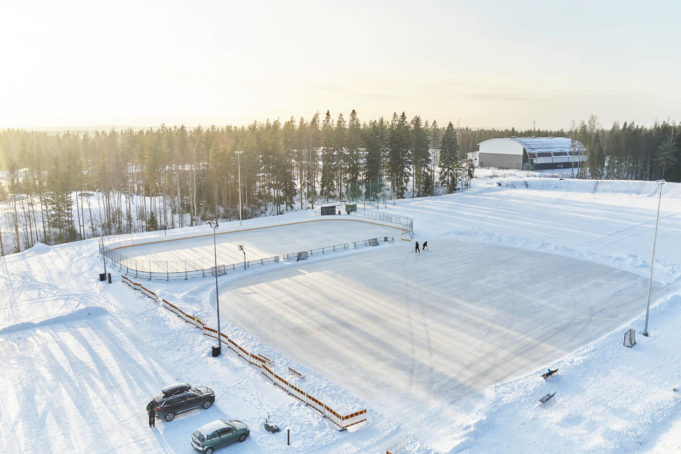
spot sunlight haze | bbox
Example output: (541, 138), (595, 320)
(2, 0), (680, 129)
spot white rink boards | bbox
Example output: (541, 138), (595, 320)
(116, 219), (402, 270)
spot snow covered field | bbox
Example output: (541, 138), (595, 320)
(2, 174), (681, 453)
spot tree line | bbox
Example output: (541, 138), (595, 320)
(0, 111), (679, 254)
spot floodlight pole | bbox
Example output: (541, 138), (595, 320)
(239, 245), (246, 270)
(235, 150), (244, 226)
(642, 180), (665, 337)
(100, 234), (107, 276)
(208, 218), (222, 355)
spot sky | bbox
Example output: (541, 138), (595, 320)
(1, 0), (680, 130)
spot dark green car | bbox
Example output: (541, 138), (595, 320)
(191, 419), (249, 453)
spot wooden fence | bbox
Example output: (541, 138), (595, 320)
(122, 275), (367, 430)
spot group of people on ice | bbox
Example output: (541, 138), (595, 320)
(414, 240), (428, 254)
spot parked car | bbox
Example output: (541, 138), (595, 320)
(191, 419), (250, 453)
(152, 385), (215, 422)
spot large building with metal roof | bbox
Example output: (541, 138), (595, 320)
(476, 137), (586, 170)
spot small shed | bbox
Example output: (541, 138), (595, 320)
(320, 205), (339, 216)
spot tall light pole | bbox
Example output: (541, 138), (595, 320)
(208, 218), (222, 356)
(100, 232), (107, 278)
(642, 180), (665, 337)
(234, 150), (244, 225)
(238, 244), (246, 270)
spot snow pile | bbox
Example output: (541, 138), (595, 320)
(27, 241), (52, 255)
(486, 177), (679, 198)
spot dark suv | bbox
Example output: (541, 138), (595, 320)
(152, 384), (215, 422)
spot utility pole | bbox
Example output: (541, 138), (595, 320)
(208, 218), (222, 355)
(642, 180), (665, 337)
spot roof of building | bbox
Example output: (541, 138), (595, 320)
(479, 137), (585, 158)
(512, 137), (575, 153)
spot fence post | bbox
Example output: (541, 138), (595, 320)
(135, 260), (138, 278)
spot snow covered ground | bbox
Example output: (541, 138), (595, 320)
(1, 173), (681, 453)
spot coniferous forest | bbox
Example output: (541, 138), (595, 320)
(0, 111), (679, 254)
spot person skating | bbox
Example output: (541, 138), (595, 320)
(146, 400), (156, 428)
(422, 241), (428, 251)
(414, 241), (420, 254)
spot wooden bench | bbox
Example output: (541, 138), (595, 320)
(539, 392), (556, 404)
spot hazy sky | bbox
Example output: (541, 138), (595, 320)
(2, 0), (680, 130)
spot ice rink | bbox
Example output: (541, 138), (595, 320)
(113, 219), (403, 272)
(220, 239), (653, 426)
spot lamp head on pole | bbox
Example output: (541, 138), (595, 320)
(207, 218), (219, 229)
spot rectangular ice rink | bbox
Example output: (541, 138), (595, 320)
(220, 239), (653, 431)
(112, 219), (404, 272)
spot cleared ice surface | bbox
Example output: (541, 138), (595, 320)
(220, 239), (658, 439)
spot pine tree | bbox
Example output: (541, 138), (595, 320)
(364, 119), (386, 199)
(295, 117), (307, 209)
(334, 113), (347, 199)
(427, 120), (441, 195)
(587, 133), (605, 179)
(279, 117), (298, 211)
(44, 153), (76, 243)
(387, 112), (411, 199)
(304, 113), (321, 207)
(146, 210), (158, 231)
(439, 122), (459, 192)
(320, 111), (336, 201)
(410, 116), (430, 197)
(653, 138), (678, 180)
(346, 110), (362, 200)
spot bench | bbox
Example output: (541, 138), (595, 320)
(539, 392), (556, 404)
(288, 367), (304, 379)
